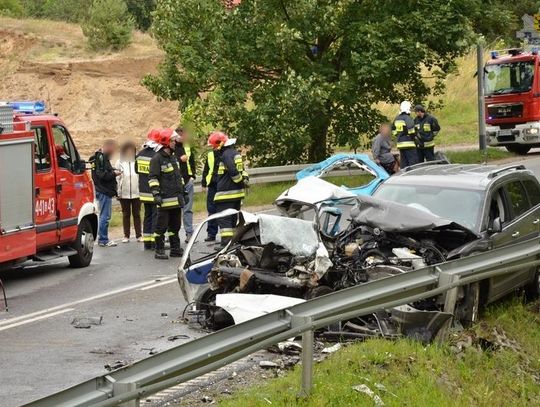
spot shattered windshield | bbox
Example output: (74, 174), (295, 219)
(373, 184), (484, 231)
(485, 60), (535, 96)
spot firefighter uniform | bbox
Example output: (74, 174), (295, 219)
(201, 150), (220, 240)
(148, 149), (184, 259)
(392, 112), (418, 168)
(136, 145), (158, 249)
(175, 142), (196, 240)
(214, 145), (248, 246)
(414, 113), (440, 162)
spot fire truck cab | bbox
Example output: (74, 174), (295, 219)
(0, 101), (97, 270)
(484, 49), (540, 155)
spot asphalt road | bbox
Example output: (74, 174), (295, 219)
(2, 152), (540, 406)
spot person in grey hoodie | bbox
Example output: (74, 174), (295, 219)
(372, 123), (399, 174)
(116, 141), (142, 243)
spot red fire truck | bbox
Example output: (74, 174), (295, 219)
(485, 49), (540, 155)
(0, 101), (97, 270)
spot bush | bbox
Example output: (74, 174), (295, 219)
(82, 0), (134, 51)
(0, 0), (23, 16)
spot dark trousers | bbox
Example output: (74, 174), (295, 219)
(143, 203), (158, 247)
(206, 185), (218, 238)
(216, 200), (241, 246)
(155, 207), (182, 253)
(399, 148), (419, 169)
(417, 147), (435, 162)
(119, 198), (142, 238)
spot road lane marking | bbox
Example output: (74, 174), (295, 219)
(0, 308), (74, 332)
(138, 278), (176, 291)
(0, 277), (175, 328)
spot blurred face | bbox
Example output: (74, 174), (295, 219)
(380, 125), (391, 137)
(103, 142), (118, 156)
(416, 110), (425, 119)
(181, 130), (190, 143)
(170, 139), (177, 150)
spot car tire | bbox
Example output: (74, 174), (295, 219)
(68, 218), (94, 268)
(196, 287), (234, 330)
(455, 282), (481, 328)
(505, 145), (531, 155)
(525, 270), (540, 301)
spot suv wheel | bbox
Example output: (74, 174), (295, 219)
(525, 270), (540, 300)
(505, 145), (531, 155)
(455, 282), (481, 328)
(68, 219), (94, 268)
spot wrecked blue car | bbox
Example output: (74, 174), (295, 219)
(296, 153), (389, 196)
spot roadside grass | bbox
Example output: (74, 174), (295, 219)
(218, 299), (540, 407)
(445, 148), (515, 164)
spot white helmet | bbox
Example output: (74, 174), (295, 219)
(400, 101), (412, 114)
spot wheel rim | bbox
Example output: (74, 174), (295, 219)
(81, 231), (94, 257)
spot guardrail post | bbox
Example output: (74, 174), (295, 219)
(113, 381), (139, 407)
(300, 327), (314, 397)
(438, 271), (461, 340)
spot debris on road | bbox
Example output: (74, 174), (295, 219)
(89, 348), (115, 355)
(167, 334), (190, 342)
(201, 395), (214, 403)
(141, 347), (158, 355)
(352, 384), (385, 406)
(161, 312), (168, 317)
(104, 360), (128, 371)
(277, 341), (302, 355)
(322, 343), (342, 354)
(259, 361), (280, 369)
(71, 316), (103, 329)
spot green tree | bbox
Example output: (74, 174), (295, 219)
(144, 1), (481, 165)
(41, 0), (93, 22)
(0, 0), (23, 16)
(125, 0), (155, 31)
(82, 0), (134, 51)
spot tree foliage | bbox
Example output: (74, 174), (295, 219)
(82, 0), (134, 51)
(125, 0), (155, 31)
(0, 0), (23, 16)
(145, 0), (483, 165)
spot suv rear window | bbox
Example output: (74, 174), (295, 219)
(505, 181), (530, 218)
(523, 179), (540, 206)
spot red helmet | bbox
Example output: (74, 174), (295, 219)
(207, 131), (228, 149)
(147, 129), (161, 142)
(158, 128), (175, 147)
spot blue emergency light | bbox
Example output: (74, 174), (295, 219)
(7, 100), (46, 114)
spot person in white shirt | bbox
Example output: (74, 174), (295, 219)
(116, 141), (142, 243)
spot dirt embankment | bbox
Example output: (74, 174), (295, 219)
(0, 23), (178, 158)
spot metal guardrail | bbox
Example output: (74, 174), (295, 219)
(28, 237), (540, 406)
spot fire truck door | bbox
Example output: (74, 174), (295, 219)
(32, 126), (59, 248)
(51, 124), (83, 243)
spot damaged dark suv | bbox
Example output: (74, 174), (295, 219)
(178, 165), (540, 337)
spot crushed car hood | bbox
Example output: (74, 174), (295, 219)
(350, 195), (478, 237)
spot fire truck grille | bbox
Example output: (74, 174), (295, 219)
(488, 103), (523, 119)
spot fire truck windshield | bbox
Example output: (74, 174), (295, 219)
(485, 60), (535, 96)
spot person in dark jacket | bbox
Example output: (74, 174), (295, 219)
(174, 128), (197, 243)
(207, 131), (248, 247)
(392, 101), (418, 169)
(136, 129), (161, 250)
(371, 123), (399, 174)
(149, 129), (185, 260)
(414, 104), (441, 162)
(90, 139), (119, 247)
(201, 147), (220, 242)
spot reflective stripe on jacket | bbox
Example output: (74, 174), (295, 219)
(414, 113), (440, 149)
(135, 147), (156, 203)
(214, 146), (247, 202)
(392, 113), (417, 150)
(148, 149), (184, 209)
(202, 150), (218, 188)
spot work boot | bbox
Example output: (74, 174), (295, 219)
(184, 234), (193, 244)
(154, 249), (169, 260)
(169, 234), (182, 257)
(204, 236), (216, 242)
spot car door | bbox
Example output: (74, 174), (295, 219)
(50, 123), (84, 243)
(488, 179), (538, 301)
(32, 124), (60, 248)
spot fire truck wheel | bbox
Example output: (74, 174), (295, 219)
(505, 145), (531, 155)
(69, 218), (94, 268)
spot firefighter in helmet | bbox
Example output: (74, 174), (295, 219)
(392, 101), (419, 168)
(208, 131), (248, 247)
(148, 129), (186, 260)
(135, 129), (161, 250)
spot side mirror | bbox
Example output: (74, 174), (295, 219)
(490, 217), (502, 234)
(74, 159), (86, 174)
